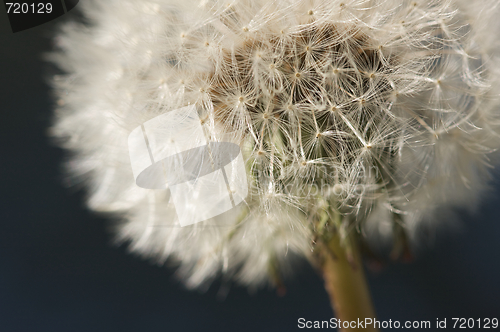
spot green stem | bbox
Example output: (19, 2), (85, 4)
(315, 231), (379, 332)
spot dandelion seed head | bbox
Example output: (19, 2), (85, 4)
(51, 0), (500, 288)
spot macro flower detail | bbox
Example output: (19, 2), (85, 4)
(51, 0), (500, 316)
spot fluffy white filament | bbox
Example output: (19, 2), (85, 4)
(51, 0), (500, 288)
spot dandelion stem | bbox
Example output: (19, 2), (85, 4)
(316, 230), (378, 332)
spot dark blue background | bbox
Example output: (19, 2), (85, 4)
(1, 9), (499, 332)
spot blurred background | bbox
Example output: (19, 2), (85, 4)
(1, 6), (499, 332)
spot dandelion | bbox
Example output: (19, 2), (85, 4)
(51, 0), (500, 327)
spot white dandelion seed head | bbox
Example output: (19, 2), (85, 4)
(51, 0), (500, 288)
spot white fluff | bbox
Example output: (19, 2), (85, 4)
(51, 0), (500, 288)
